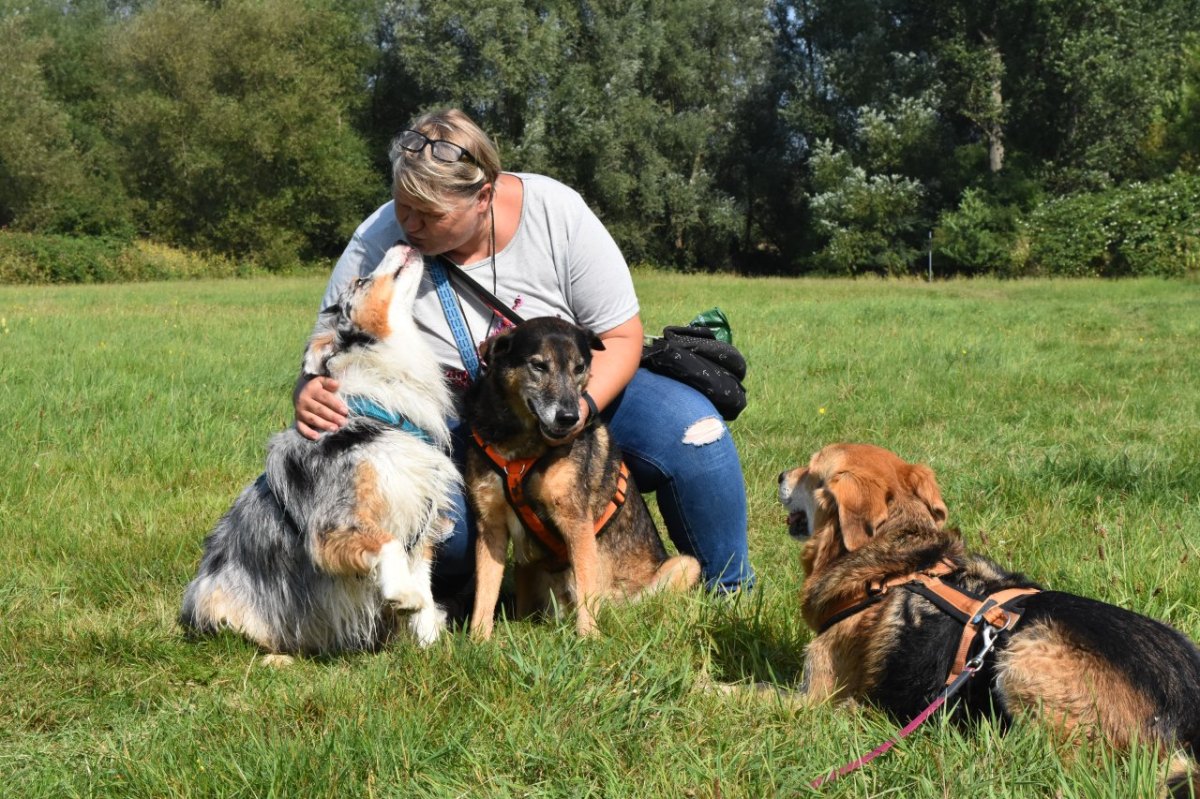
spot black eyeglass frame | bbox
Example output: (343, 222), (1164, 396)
(394, 129), (481, 167)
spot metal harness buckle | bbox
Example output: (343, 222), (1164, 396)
(965, 623), (999, 672)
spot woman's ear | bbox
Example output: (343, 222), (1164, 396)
(477, 182), (495, 210)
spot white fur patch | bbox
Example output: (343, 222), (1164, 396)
(408, 603), (446, 647)
(376, 540), (423, 609)
(367, 431), (460, 548)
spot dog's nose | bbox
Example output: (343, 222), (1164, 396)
(555, 407), (580, 428)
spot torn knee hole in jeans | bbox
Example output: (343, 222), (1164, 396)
(682, 416), (726, 446)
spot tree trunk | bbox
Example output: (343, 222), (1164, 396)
(985, 39), (1005, 173)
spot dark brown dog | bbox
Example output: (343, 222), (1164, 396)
(465, 317), (699, 639)
(779, 443), (1200, 796)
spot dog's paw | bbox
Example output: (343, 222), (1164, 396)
(376, 541), (426, 609)
(260, 653), (295, 668)
(694, 670), (809, 706)
(408, 604), (446, 647)
(382, 586), (427, 611)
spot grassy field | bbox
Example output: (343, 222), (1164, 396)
(1, 272), (1198, 798)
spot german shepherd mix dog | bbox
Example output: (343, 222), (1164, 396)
(180, 245), (459, 655)
(464, 317), (700, 639)
(779, 443), (1200, 796)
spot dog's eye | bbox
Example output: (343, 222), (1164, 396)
(573, 361), (586, 376)
(528, 360), (548, 374)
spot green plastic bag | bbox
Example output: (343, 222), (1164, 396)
(688, 306), (733, 344)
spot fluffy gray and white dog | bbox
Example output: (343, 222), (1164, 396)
(180, 244), (459, 654)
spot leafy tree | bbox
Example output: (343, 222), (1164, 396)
(538, 0), (768, 267)
(0, 15), (79, 229)
(1158, 38), (1200, 172)
(808, 138), (925, 274)
(369, 0), (770, 268)
(1010, 0), (1196, 189)
(6, 0), (1200, 278)
(0, 9), (131, 236)
(716, 0), (833, 273)
(363, 0), (569, 162)
(886, 0), (1197, 189)
(103, 0), (380, 264)
(933, 187), (1021, 274)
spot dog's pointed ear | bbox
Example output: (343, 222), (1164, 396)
(478, 328), (514, 372)
(587, 328), (605, 351)
(301, 308), (340, 376)
(827, 472), (888, 552)
(907, 463), (947, 528)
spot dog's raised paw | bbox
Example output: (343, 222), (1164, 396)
(408, 605), (446, 647)
(382, 587), (427, 610)
(376, 541), (426, 609)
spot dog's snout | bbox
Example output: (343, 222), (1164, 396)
(554, 406), (580, 428)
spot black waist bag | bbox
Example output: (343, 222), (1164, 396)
(641, 325), (748, 421)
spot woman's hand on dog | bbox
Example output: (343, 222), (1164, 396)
(294, 375), (347, 440)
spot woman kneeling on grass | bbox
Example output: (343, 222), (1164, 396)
(294, 108), (754, 604)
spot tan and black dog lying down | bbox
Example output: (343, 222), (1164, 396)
(464, 317), (700, 639)
(779, 443), (1200, 797)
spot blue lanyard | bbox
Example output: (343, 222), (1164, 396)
(427, 258), (481, 380)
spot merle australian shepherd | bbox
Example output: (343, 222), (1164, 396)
(180, 244), (459, 656)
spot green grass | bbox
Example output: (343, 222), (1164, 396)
(2, 273), (1198, 798)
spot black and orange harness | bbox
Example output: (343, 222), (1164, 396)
(809, 560), (1041, 788)
(815, 558), (1040, 686)
(470, 429), (630, 568)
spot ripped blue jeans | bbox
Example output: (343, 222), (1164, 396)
(433, 368), (755, 596)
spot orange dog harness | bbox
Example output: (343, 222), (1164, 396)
(816, 559), (1040, 685)
(470, 429), (630, 566)
(903, 576), (1039, 685)
(809, 562), (1041, 788)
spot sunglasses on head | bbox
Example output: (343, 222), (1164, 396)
(395, 129), (480, 167)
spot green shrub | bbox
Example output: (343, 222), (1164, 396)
(0, 233), (250, 284)
(808, 140), (925, 275)
(1020, 172), (1200, 276)
(0, 233), (122, 283)
(933, 188), (1023, 275)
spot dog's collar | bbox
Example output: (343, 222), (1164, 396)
(344, 395), (434, 445)
(815, 558), (959, 634)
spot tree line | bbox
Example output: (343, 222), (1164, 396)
(2, 0), (1199, 276)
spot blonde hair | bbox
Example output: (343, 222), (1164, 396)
(389, 109), (502, 212)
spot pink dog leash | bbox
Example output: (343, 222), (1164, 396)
(809, 625), (997, 789)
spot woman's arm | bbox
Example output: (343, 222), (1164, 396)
(583, 314), (644, 419)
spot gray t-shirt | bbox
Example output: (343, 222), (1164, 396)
(320, 172), (639, 379)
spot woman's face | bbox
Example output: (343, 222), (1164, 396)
(394, 187), (490, 257)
